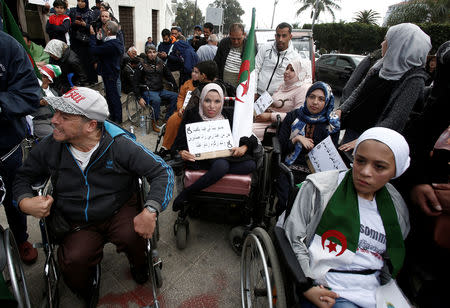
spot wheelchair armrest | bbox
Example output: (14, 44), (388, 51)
(279, 162), (295, 189)
(31, 179), (49, 192)
(166, 154), (184, 173)
(273, 226), (313, 293)
(272, 136), (281, 155)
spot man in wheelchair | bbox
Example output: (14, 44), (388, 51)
(13, 87), (174, 303)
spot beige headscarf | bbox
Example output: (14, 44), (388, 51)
(44, 39), (68, 59)
(198, 83), (225, 121)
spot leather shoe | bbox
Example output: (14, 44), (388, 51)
(18, 241), (38, 264)
(130, 263), (149, 284)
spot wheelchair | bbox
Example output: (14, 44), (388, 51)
(0, 226), (31, 308)
(31, 175), (163, 308)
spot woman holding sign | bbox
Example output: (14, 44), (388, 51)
(276, 82), (340, 216)
(253, 59), (311, 141)
(172, 83), (258, 210)
(281, 127), (410, 308)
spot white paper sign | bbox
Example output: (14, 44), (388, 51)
(182, 91), (192, 108)
(254, 91), (273, 115)
(376, 280), (411, 308)
(29, 0), (54, 6)
(186, 120), (234, 155)
(307, 136), (348, 172)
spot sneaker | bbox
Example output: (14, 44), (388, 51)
(18, 241), (38, 264)
(130, 264), (149, 284)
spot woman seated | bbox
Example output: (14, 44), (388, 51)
(253, 59), (311, 141)
(172, 83), (258, 210)
(282, 127), (411, 308)
(276, 82), (340, 216)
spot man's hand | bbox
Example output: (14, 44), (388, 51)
(138, 98), (146, 108)
(133, 209), (157, 239)
(411, 184), (443, 216)
(90, 25), (95, 35)
(178, 108), (184, 117)
(231, 145), (248, 157)
(158, 51), (167, 59)
(255, 112), (272, 122)
(339, 139), (357, 152)
(180, 150), (195, 162)
(40, 99), (48, 106)
(19, 195), (54, 218)
(433, 183), (450, 214)
(303, 286), (339, 308)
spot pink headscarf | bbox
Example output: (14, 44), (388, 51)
(277, 59), (306, 92)
(198, 83), (225, 121)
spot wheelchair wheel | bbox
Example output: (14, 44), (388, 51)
(241, 227), (286, 308)
(125, 93), (141, 125)
(174, 222), (188, 250)
(3, 228), (32, 308)
(154, 265), (163, 289)
(40, 250), (60, 308)
(229, 226), (246, 256)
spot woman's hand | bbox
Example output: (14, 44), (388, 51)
(178, 108), (185, 117)
(254, 112), (272, 122)
(90, 25), (95, 35)
(293, 135), (314, 150)
(303, 286), (339, 308)
(339, 139), (357, 152)
(231, 145), (248, 157)
(180, 150), (195, 162)
(138, 98), (146, 108)
(335, 109), (342, 119)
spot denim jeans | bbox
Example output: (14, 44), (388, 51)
(142, 89), (178, 121)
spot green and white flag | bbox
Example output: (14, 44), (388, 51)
(232, 8), (256, 146)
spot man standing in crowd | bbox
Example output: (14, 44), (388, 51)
(196, 34), (218, 62)
(89, 21), (123, 123)
(145, 36), (155, 49)
(13, 87), (174, 306)
(214, 23), (252, 88)
(189, 24), (203, 51)
(255, 22), (301, 96)
(171, 26), (184, 41)
(157, 28), (183, 85)
(22, 31), (50, 68)
(0, 31), (40, 264)
(135, 45), (178, 132)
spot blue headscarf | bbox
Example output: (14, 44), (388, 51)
(285, 81), (340, 165)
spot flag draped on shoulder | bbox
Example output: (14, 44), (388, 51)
(232, 8), (256, 146)
(0, 0), (41, 78)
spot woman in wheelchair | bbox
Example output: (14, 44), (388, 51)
(276, 82), (340, 216)
(281, 127), (410, 308)
(172, 83), (258, 210)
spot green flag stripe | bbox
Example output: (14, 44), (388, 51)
(238, 8), (256, 84)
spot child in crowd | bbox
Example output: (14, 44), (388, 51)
(276, 81), (340, 215)
(46, 0), (71, 45)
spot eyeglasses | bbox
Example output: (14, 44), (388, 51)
(307, 94), (326, 103)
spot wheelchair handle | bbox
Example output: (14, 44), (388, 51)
(279, 162), (295, 189)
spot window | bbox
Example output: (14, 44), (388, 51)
(119, 6), (134, 50)
(336, 57), (352, 68)
(321, 56), (336, 66)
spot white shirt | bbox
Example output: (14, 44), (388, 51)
(69, 142), (100, 172)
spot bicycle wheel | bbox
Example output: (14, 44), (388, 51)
(240, 228), (286, 308)
(4, 229), (32, 308)
(125, 93), (141, 125)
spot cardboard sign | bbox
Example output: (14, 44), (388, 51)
(182, 91), (192, 109)
(307, 136), (348, 173)
(186, 120), (234, 160)
(254, 91), (273, 115)
(29, 0), (54, 6)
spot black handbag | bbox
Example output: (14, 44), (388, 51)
(74, 30), (90, 43)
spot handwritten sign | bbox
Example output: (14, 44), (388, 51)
(307, 136), (348, 173)
(29, 0), (54, 6)
(186, 120), (234, 160)
(254, 91), (273, 115)
(182, 91), (192, 109)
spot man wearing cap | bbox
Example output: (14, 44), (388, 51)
(13, 87), (174, 302)
(1, 30), (41, 265)
(189, 25), (204, 51)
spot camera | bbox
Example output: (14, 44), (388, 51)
(195, 36), (200, 39)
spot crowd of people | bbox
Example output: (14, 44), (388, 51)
(1, 0), (449, 305)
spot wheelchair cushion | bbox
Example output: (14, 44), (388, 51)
(184, 170), (252, 196)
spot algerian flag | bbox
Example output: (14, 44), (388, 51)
(308, 172), (405, 282)
(0, 0), (41, 78)
(232, 8), (256, 146)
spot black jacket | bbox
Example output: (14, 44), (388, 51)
(214, 37), (255, 79)
(0, 31), (40, 154)
(89, 35), (123, 76)
(134, 57), (178, 97)
(46, 18), (71, 44)
(172, 106), (258, 162)
(13, 122), (174, 222)
(50, 48), (88, 94)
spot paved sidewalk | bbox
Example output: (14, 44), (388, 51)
(1, 126), (242, 308)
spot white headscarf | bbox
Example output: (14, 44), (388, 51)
(198, 83), (225, 121)
(378, 23), (431, 81)
(44, 39), (68, 59)
(353, 127), (410, 179)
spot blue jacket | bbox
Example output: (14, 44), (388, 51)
(14, 122), (174, 222)
(89, 35), (123, 76)
(0, 31), (40, 154)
